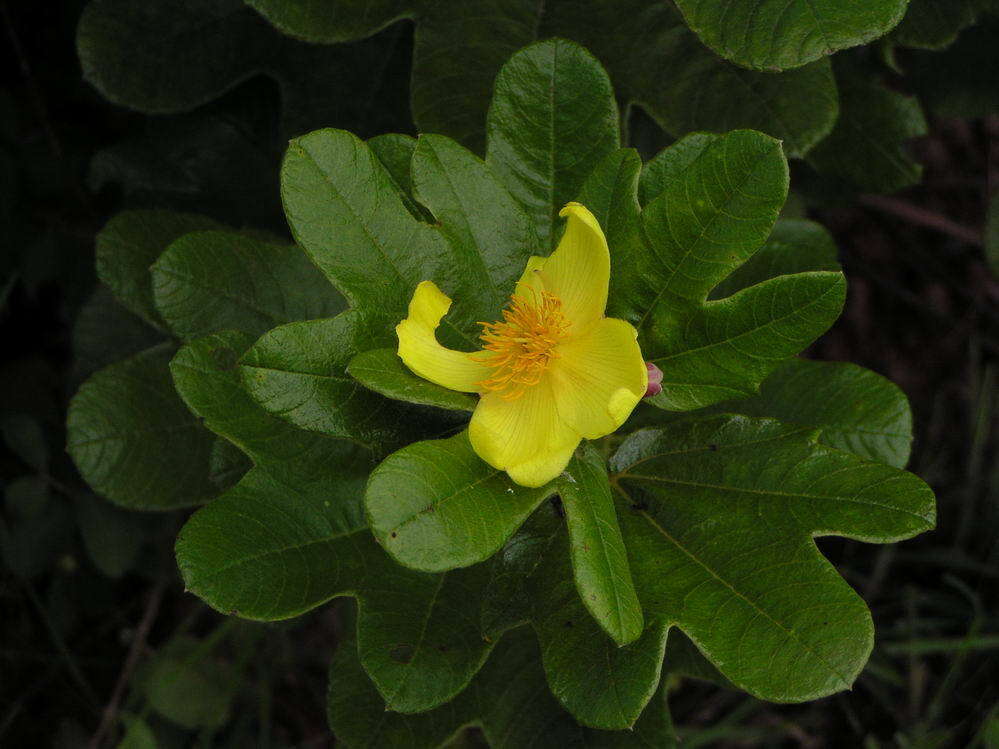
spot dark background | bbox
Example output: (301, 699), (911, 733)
(1, 1), (996, 746)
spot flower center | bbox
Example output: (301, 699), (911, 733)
(476, 291), (570, 400)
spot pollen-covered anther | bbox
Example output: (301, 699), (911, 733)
(475, 291), (570, 400)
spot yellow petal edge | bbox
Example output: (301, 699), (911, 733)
(395, 203), (647, 487)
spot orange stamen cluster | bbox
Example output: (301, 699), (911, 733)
(476, 290), (570, 400)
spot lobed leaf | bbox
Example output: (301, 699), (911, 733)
(645, 271), (846, 410)
(478, 411), (934, 727)
(99, 1), (846, 160)
(244, 0), (412, 43)
(593, 130), (844, 411)
(412, 133), (541, 318)
(713, 358), (914, 468)
(808, 64), (927, 194)
(95, 210), (223, 329)
(151, 230), (344, 342)
(365, 432), (554, 573)
(557, 447), (644, 647)
(482, 506), (669, 730)
(545, 1), (839, 158)
(636, 130), (789, 312)
(78, 0), (413, 137)
(672, 0), (908, 71)
(348, 348), (477, 413)
(891, 0), (980, 50)
(327, 626), (676, 748)
(67, 344), (218, 510)
(281, 129), (482, 342)
(174, 332), (494, 712)
(240, 314), (462, 451)
(486, 39), (620, 249)
(611, 415), (935, 702)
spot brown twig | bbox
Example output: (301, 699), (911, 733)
(88, 579), (167, 749)
(859, 194), (983, 247)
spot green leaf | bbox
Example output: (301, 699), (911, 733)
(645, 271), (846, 411)
(673, 0), (908, 70)
(75, 494), (147, 578)
(390, 2), (840, 157)
(175, 333), (495, 712)
(365, 432), (554, 573)
(78, 0), (272, 114)
(808, 65), (927, 194)
(558, 446), (643, 647)
(906, 18), (999, 119)
(348, 348), (477, 412)
(411, 1), (540, 154)
(281, 129), (472, 336)
(486, 39), (619, 249)
(117, 714), (156, 749)
(67, 344), (218, 510)
(88, 1), (842, 161)
(72, 286), (164, 386)
(611, 414), (935, 702)
(88, 102), (286, 230)
(368, 133), (434, 222)
(245, 0), (412, 43)
(713, 358), (914, 468)
(645, 55), (837, 160)
(636, 130), (789, 310)
(150, 230), (344, 341)
(607, 131), (844, 411)
(708, 218), (841, 299)
(891, 0), (980, 49)
(328, 626), (676, 748)
(484, 506), (670, 729)
(95, 210), (222, 329)
(171, 329), (372, 463)
(546, 2), (839, 158)
(412, 133), (541, 316)
(239, 315), (458, 450)
(140, 636), (234, 729)
(178, 470), (494, 711)
(175, 436), (369, 620)
(77, 0), (413, 137)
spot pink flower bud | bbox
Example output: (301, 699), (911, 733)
(644, 361), (663, 398)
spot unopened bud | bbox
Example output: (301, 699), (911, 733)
(644, 361), (663, 398)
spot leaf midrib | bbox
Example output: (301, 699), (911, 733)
(635, 138), (782, 336)
(619, 474), (933, 524)
(632, 498), (856, 690)
(649, 273), (842, 365)
(189, 527), (366, 580)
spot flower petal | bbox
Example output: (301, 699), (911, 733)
(396, 280), (486, 393)
(468, 376), (580, 487)
(550, 317), (647, 439)
(513, 255), (546, 299)
(537, 202), (610, 333)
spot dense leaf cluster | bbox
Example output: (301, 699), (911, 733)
(64, 27), (940, 744)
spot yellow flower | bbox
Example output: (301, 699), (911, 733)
(396, 202), (647, 487)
